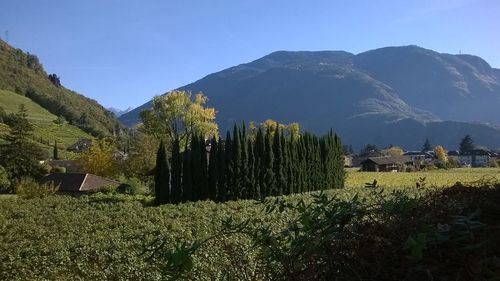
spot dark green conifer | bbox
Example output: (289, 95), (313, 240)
(231, 125), (242, 199)
(199, 135), (209, 200)
(182, 149), (193, 202)
(170, 138), (182, 203)
(190, 135), (202, 201)
(247, 138), (257, 198)
(264, 128), (275, 196)
(224, 131), (233, 200)
(154, 140), (170, 205)
(273, 126), (285, 196)
(255, 128), (266, 198)
(53, 140), (59, 160)
(217, 137), (227, 201)
(208, 136), (218, 201)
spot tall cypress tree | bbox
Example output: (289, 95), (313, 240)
(247, 138), (257, 199)
(182, 149), (193, 202)
(199, 135), (209, 200)
(217, 137), (227, 202)
(224, 131), (233, 200)
(208, 136), (218, 201)
(154, 140), (170, 205)
(273, 126), (285, 196)
(255, 128), (266, 198)
(190, 135), (202, 201)
(170, 138), (182, 204)
(264, 128), (275, 197)
(231, 125), (242, 199)
(240, 125), (249, 198)
(53, 140), (59, 160)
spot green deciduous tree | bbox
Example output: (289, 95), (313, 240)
(77, 139), (118, 178)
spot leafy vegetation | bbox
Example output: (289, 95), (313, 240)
(14, 177), (58, 199)
(0, 40), (121, 137)
(0, 104), (47, 184)
(1, 178), (499, 280)
(154, 124), (345, 204)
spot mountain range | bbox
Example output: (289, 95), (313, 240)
(120, 45), (500, 150)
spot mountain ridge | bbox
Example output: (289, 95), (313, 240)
(119, 45), (500, 150)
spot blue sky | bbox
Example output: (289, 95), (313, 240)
(1, 0), (499, 109)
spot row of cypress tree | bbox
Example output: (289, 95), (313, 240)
(155, 124), (345, 205)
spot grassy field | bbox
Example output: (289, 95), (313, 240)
(0, 90), (93, 157)
(0, 168), (499, 280)
(345, 167), (500, 188)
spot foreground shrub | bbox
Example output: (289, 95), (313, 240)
(118, 175), (150, 195)
(15, 177), (58, 199)
(0, 165), (10, 191)
(158, 183), (500, 280)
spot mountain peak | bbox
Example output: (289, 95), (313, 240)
(120, 45), (500, 149)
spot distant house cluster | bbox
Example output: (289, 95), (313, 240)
(346, 148), (499, 172)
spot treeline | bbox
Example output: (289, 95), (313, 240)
(155, 124), (345, 204)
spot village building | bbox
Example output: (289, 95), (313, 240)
(40, 173), (126, 196)
(458, 149), (495, 167)
(360, 156), (416, 172)
(403, 151), (434, 163)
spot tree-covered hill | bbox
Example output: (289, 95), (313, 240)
(0, 40), (122, 137)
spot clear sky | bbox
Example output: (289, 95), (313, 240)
(1, 0), (499, 109)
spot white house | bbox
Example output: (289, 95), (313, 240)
(458, 149), (493, 167)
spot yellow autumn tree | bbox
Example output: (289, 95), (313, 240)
(78, 139), (119, 178)
(140, 90), (218, 149)
(260, 119), (300, 139)
(384, 146), (404, 157)
(434, 145), (448, 163)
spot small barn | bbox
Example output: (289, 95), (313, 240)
(360, 156), (415, 172)
(40, 173), (125, 196)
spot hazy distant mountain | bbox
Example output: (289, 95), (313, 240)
(120, 46), (500, 150)
(107, 107), (132, 117)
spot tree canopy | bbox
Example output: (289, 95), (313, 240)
(140, 90), (218, 149)
(459, 135), (474, 152)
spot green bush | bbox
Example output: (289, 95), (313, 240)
(0, 165), (10, 191)
(97, 184), (117, 194)
(489, 159), (499, 168)
(15, 177), (58, 199)
(118, 176), (150, 195)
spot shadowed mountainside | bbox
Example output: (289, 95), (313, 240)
(121, 46), (500, 150)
